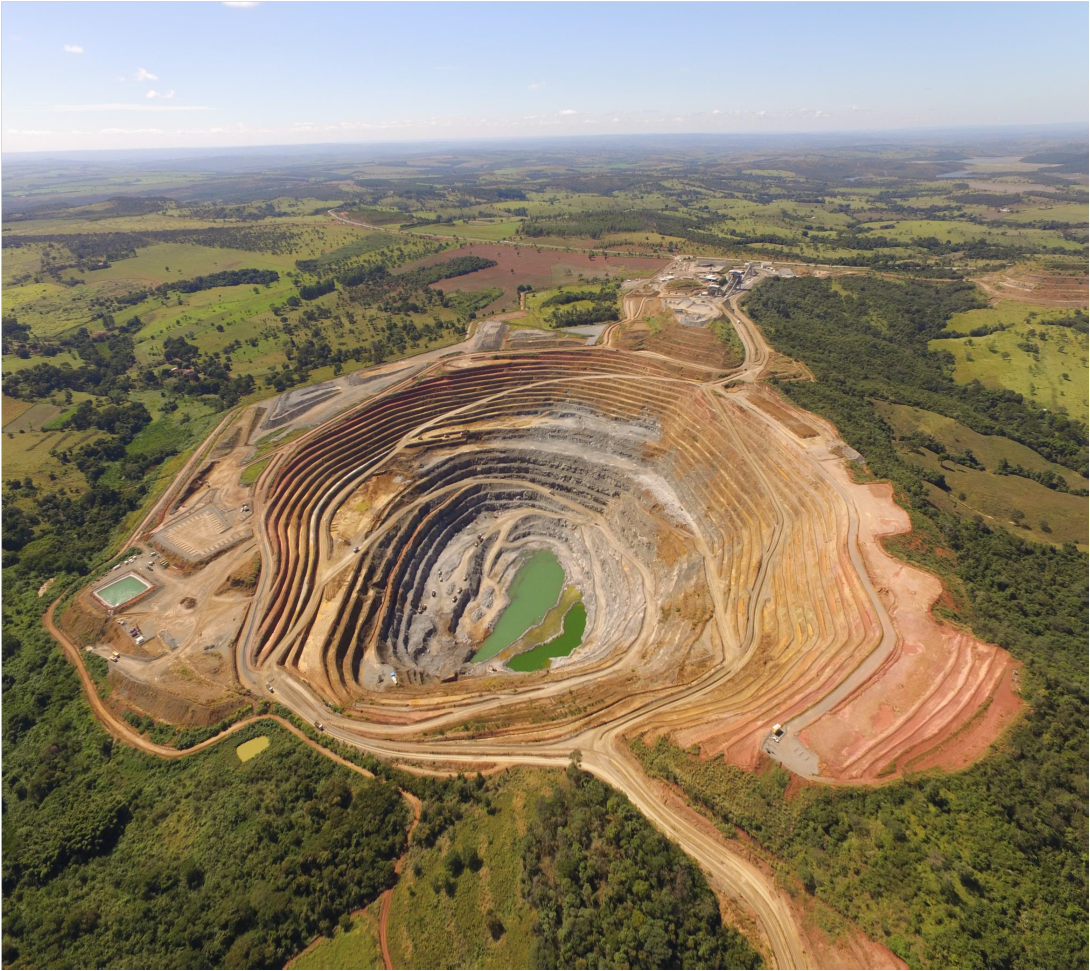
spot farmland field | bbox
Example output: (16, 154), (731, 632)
(932, 321), (1089, 423)
(401, 244), (666, 313)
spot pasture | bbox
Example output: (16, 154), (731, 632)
(932, 324), (1089, 424)
(876, 402), (1088, 546)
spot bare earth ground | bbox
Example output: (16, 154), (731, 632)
(973, 264), (1089, 307)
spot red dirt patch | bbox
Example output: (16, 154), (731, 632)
(796, 906), (909, 971)
(974, 265), (1089, 308)
(798, 476), (1023, 783)
(401, 244), (667, 312)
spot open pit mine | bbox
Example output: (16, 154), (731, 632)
(56, 263), (1021, 966)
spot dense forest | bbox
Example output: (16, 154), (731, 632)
(747, 277), (1087, 474)
(166, 269), (280, 294)
(523, 763), (760, 969)
(630, 276), (1090, 968)
(1, 571), (411, 968)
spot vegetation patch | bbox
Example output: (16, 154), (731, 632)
(523, 763), (761, 969)
(288, 905), (384, 970)
(239, 456), (270, 486)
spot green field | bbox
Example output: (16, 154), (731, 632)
(876, 402), (1088, 545)
(932, 324), (1089, 424)
(939, 300), (1082, 335)
(384, 768), (547, 969)
(289, 907), (384, 970)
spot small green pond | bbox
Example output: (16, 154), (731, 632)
(508, 602), (587, 672)
(472, 549), (565, 663)
(95, 573), (152, 607)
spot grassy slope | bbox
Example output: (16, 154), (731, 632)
(932, 326), (1089, 425)
(875, 401), (1089, 545)
(385, 767), (545, 969)
(289, 905), (384, 970)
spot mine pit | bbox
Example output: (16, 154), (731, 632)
(66, 262), (1022, 784)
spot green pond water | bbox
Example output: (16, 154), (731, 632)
(508, 602), (587, 672)
(472, 549), (565, 663)
(96, 574), (151, 607)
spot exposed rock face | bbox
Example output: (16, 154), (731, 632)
(247, 345), (1019, 783)
(255, 351), (737, 702)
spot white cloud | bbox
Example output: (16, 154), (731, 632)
(711, 108), (722, 115)
(145, 90), (176, 100)
(528, 81), (544, 90)
(559, 108), (577, 116)
(63, 44), (84, 54)
(134, 67), (158, 82)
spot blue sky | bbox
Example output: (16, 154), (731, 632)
(3, 1), (1087, 152)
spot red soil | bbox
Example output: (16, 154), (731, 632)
(798, 475), (1023, 783)
(402, 244), (667, 312)
(798, 912), (909, 971)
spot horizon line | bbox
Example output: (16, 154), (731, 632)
(3, 120), (1087, 160)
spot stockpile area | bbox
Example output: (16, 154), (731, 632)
(616, 319), (741, 372)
